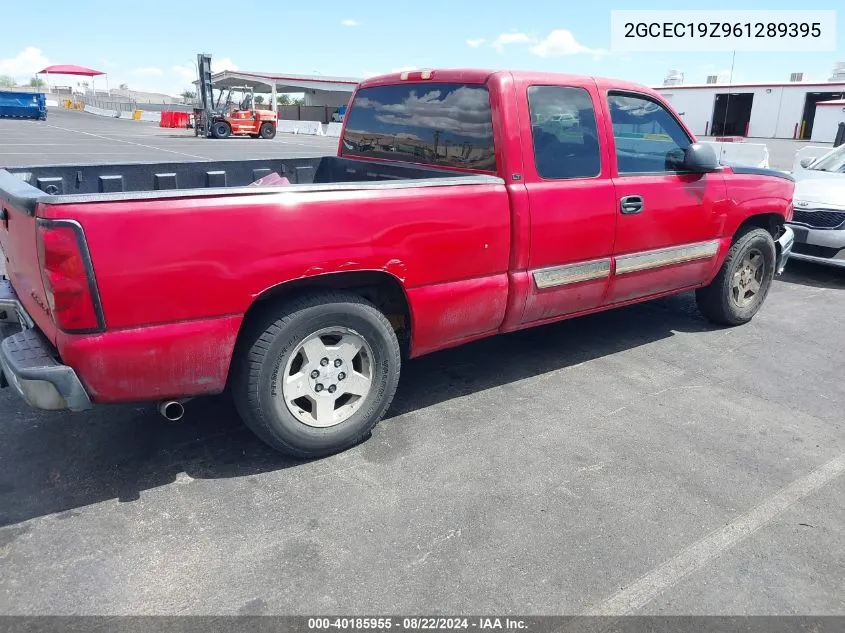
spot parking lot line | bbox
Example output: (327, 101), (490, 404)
(40, 122), (211, 160)
(581, 452), (845, 617)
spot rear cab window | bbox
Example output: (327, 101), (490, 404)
(528, 86), (601, 179)
(340, 82), (497, 172)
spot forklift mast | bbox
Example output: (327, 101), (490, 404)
(197, 53), (214, 114)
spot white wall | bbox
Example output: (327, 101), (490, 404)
(748, 88), (785, 138)
(773, 88), (808, 138)
(303, 89), (353, 107)
(811, 105), (845, 142)
(655, 83), (845, 139)
(659, 89), (714, 136)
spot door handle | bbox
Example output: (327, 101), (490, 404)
(620, 195), (644, 215)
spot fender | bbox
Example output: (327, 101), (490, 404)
(725, 197), (791, 237)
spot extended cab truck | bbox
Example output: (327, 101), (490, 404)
(0, 69), (795, 457)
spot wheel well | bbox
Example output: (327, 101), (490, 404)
(735, 213), (784, 241)
(239, 271), (413, 356)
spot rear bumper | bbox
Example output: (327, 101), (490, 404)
(0, 280), (92, 411)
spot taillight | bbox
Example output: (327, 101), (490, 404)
(36, 223), (102, 332)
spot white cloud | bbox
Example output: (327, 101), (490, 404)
(0, 46), (50, 79)
(341, 19), (360, 27)
(529, 30), (606, 58)
(211, 57), (238, 73)
(491, 32), (535, 53)
(466, 38), (486, 48)
(172, 64), (196, 81)
(621, 55), (633, 62)
(132, 67), (164, 77)
(100, 58), (118, 69)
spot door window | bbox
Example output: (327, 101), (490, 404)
(607, 92), (691, 174)
(528, 86), (601, 179)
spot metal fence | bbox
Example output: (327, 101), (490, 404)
(81, 96), (192, 113)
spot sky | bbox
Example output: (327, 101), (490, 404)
(0, 0), (842, 96)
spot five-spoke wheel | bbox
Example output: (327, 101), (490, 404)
(730, 248), (765, 309)
(232, 291), (401, 457)
(696, 227), (776, 326)
(282, 328), (374, 428)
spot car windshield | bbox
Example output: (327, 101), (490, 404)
(809, 144), (845, 173)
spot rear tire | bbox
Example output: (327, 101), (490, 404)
(232, 291), (401, 458)
(696, 227), (776, 326)
(211, 121), (231, 139)
(259, 122), (276, 139)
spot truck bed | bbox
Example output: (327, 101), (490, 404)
(1, 156), (491, 213)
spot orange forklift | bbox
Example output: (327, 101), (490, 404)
(193, 53), (277, 139)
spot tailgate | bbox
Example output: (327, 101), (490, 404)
(0, 172), (57, 343)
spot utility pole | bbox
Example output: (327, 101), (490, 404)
(720, 50), (736, 136)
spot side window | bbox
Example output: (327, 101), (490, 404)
(607, 92), (691, 174)
(528, 86), (601, 179)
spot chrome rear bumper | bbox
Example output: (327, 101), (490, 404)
(0, 280), (92, 411)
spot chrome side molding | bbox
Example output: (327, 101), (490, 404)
(533, 258), (612, 289)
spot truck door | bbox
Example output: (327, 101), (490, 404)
(515, 82), (618, 325)
(602, 90), (727, 304)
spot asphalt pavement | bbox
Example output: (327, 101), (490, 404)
(0, 110), (843, 616)
(0, 108), (338, 167)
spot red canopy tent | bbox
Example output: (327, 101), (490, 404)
(38, 64), (107, 95)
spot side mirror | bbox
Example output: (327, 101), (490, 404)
(799, 157), (814, 169)
(683, 143), (720, 173)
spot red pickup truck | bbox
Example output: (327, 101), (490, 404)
(0, 69), (795, 457)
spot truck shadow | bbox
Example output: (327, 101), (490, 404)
(0, 293), (712, 527)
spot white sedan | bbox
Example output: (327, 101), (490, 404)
(788, 144), (845, 268)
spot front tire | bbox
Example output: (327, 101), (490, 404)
(211, 121), (231, 139)
(232, 291), (401, 458)
(696, 227), (776, 325)
(259, 122), (276, 139)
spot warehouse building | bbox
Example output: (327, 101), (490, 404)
(654, 63), (845, 142)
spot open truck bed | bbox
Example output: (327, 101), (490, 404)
(1, 156), (482, 209)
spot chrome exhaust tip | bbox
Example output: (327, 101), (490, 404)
(158, 400), (185, 422)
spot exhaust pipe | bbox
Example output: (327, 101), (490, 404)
(158, 400), (186, 422)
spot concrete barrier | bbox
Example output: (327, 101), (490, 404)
(140, 111), (159, 123)
(119, 111), (133, 119)
(325, 122), (343, 137)
(45, 99), (58, 108)
(294, 120), (324, 136)
(276, 119), (325, 136)
(792, 146), (831, 172)
(701, 141), (769, 168)
(276, 120), (298, 134)
(83, 105), (119, 118)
